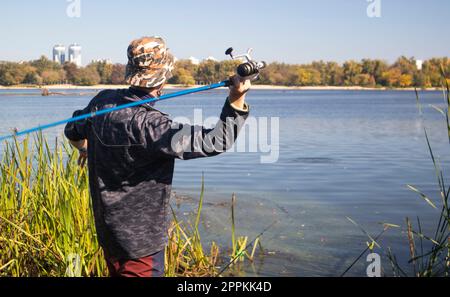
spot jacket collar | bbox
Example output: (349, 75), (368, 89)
(126, 87), (169, 116)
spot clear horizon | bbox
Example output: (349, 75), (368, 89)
(0, 0), (449, 66)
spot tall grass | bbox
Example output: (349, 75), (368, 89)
(0, 134), (103, 276)
(387, 69), (450, 277)
(344, 70), (450, 277)
(0, 133), (259, 276)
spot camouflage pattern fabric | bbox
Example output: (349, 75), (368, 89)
(125, 36), (175, 88)
(64, 88), (250, 260)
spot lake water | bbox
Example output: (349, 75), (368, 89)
(0, 88), (448, 276)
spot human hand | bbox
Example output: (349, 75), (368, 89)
(228, 75), (251, 110)
(78, 148), (88, 167)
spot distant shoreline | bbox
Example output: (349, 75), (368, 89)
(0, 84), (441, 91)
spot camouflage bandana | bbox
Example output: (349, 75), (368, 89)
(125, 36), (175, 88)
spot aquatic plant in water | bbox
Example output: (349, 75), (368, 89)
(345, 69), (450, 277)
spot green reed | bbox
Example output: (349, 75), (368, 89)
(0, 133), (260, 276)
(345, 69), (450, 277)
(388, 68), (450, 277)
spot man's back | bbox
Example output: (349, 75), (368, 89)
(66, 88), (175, 259)
(65, 87), (249, 260)
(64, 36), (251, 276)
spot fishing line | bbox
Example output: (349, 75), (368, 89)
(216, 220), (278, 276)
(339, 228), (387, 277)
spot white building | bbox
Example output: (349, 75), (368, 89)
(416, 59), (423, 71)
(68, 44), (82, 67)
(188, 56), (200, 65)
(52, 45), (66, 64)
(204, 56), (218, 62)
(91, 58), (113, 64)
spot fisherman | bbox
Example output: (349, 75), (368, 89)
(64, 36), (251, 277)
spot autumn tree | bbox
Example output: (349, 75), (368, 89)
(399, 74), (413, 87)
(393, 56), (417, 76)
(343, 61), (363, 86)
(381, 68), (402, 87)
(169, 68), (196, 86)
(63, 62), (78, 84)
(89, 61), (113, 84)
(296, 67), (321, 86)
(41, 69), (65, 84)
(0, 62), (37, 85)
(323, 62), (344, 86)
(111, 64), (126, 85)
(30, 56), (62, 73)
(361, 59), (388, 85)
(422, 58), (450, 87)
(72, 66), (101, 86)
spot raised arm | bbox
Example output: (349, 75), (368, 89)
(146, 75), (251, 160)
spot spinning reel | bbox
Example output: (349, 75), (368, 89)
(225, 47), (267, 81)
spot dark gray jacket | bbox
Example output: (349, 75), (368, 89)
(64, 88), (249, 259)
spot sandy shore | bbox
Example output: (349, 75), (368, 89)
(0, 84), (440, 91)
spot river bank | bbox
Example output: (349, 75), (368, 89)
(0, 84), (441, 91)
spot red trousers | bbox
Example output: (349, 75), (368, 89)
(105, 250), (165, 277)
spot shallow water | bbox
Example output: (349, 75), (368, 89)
(0, 88), (448, 276)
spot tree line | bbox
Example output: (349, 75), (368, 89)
(0, 56), (126, 86)
(0, 55), (449, 88)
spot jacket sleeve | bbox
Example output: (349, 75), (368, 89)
(64, 91), (108, 141)
(146, 98), (249, 160)
(64, 105), (91, 141)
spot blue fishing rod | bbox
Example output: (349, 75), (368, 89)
(0, 47), (266, 142)
(0, 81), (229, 142)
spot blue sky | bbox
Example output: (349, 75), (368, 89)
(0, 0), (449, 65)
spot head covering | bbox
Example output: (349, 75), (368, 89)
(125, 36), (174, 88)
